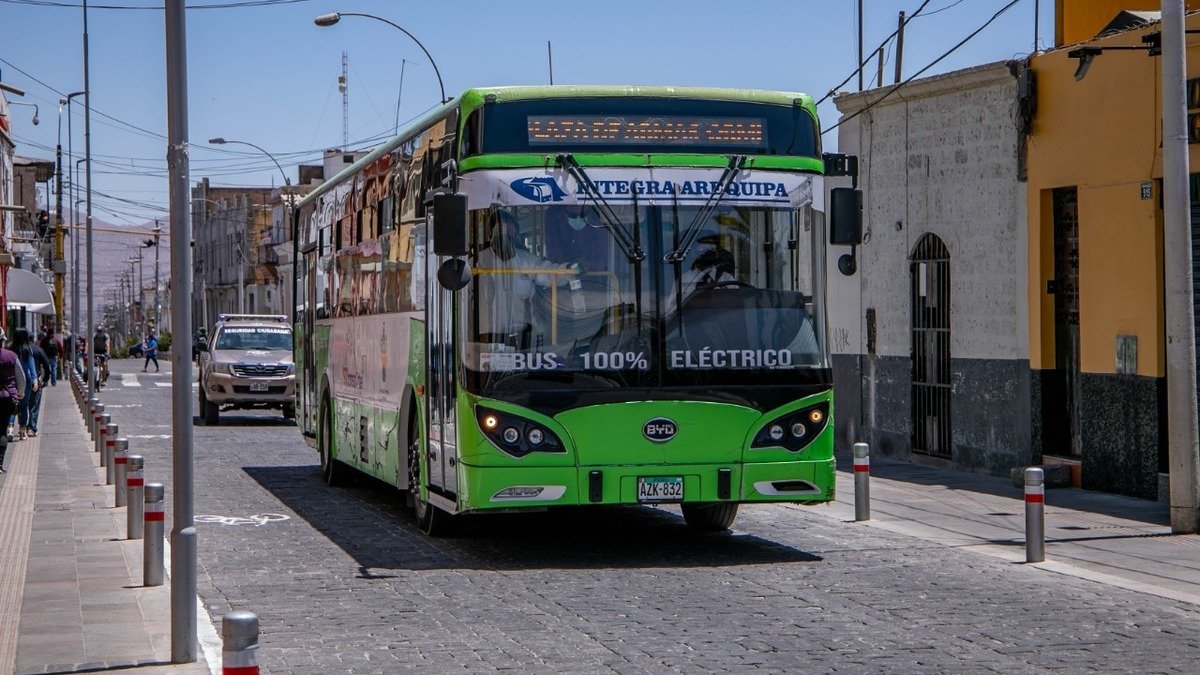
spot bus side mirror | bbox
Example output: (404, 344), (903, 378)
(432, 192), (469, 257)
(829, 187), (863, 246)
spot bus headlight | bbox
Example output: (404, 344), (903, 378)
(476, 407), (565, 458)
(751, 401), (830, 452)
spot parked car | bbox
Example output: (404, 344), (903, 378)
(197, 314), (295, 425)
(128, 341), (144, 358)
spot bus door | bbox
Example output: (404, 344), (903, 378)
(424, 221), (458, 494)
(301, 248), (318, 435)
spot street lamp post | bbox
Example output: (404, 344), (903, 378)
(313, 11), (448, 104)
(58, 92), (84, 336)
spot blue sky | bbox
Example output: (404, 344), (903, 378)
(0, 0), (1052, 227)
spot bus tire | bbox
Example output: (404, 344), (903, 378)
(407, 413), (454, 536)
(681, 503), (738, 531)
(200, 389), (219, 426)
(318, 395), (343, 486)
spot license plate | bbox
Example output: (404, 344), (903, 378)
(249, 381), (269, 392)
(638, 476), (683, 503)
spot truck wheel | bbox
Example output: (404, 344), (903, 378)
(681, 503), (738, 531)
(200, 388), (219, 426)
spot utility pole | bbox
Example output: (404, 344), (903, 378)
(84, 0), (96, 399)
(857, 0), (864, 90)
(54, 107), (65, 333)
(237, 230), (245, 314)
(153, 223), (161, 331)
(165, 0), (198, 661)
(1162, 0), (1200, 533)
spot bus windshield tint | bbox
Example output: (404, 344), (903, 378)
(463, 203), (825, 383)
(479, 97), (817, 157)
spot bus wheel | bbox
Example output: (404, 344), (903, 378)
(318, 395), (343, 486)
(408, 421), (453, 536)
(681, 503), (739, 531)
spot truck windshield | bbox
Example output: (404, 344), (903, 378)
(462, 202), (825, 387)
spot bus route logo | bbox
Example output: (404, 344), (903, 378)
(510, 176), (568, 202)
(643, 417), (677, 443)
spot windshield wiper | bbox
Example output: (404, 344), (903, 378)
(664, 155), (747, 263)
(556, 154), (645, 262)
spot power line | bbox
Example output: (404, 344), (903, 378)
(816, 0), (936, 106)
(823, 0), (1025, 136)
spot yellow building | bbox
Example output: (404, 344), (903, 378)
(1026, 9), (1200, 498)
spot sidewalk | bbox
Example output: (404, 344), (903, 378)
(0, 377), (211, 675)
(817, 452), (1200, 606)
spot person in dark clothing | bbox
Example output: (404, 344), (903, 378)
(10, 329), (43, 440)
(24, 340), (52, 437)
(0, 330), (27, 467)
(39, 328), (61, 386)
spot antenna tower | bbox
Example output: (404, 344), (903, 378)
(339, 51), (349, 151)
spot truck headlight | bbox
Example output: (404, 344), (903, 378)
(211, 363), (232, 375)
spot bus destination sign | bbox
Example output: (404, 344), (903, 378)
(527, 115), (767, 148)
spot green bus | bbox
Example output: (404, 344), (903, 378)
(292, 86), (862, 535)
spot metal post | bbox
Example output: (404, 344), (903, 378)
(114, 438), (128, 506)
(894, 11), (906, 84)
(1024, 467), (1045, 563)
(221, 611), (260, 675)
(1163, 0), (1200, 534)
(127, 455), (144, 539)
(165, 0), (198, 661)
(87, 398), (97, 437)
(144, 483), (165, 586)
(104, 421), (116, 484)
(84, 0), (95, 401)
(875, 47), (884, 88)
(853, 442), (871, 521)
(857, 0), (864, 91)
(95, 410), (107, 458)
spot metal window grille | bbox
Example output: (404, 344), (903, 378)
(911, 233), (951, 458)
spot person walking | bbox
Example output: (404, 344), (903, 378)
(142, 332), (159, 372)
(39, 327), (61, 386)
(0, 331), (24, 473)
(10, 329), (42, 440)
(24, 336), (52, 437)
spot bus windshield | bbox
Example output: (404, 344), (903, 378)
(463, 202), (826, 385)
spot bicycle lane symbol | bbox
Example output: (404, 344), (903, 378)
(195, 514), (291, 527)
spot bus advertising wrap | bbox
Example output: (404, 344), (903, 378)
(459, 168), (822, 211)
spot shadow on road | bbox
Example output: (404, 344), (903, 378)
(193, 414), (296, 428)
(243, 465), (822, 572)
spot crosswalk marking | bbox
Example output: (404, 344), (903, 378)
(121, 374), (142, 387)
(155, 382), (172, 387)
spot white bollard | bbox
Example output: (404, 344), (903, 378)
(1025, 467), (1045, 563)
(104, 422), (117, 484)
(144, 483), (165, 586)
(126, 455), (144, 539)
(113, 438), (129, 506)
(853, 442), (870, 522)
(222, 611), (260, 675)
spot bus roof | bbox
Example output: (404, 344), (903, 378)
(296, 85), (820, 210)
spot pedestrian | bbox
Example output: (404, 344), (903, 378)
(10, 328), (45, 440)
(39, 326), (61, 386)
(0, 330), (25, 473)
(142, 331), (159, 372)
(24, 335), (52, 438)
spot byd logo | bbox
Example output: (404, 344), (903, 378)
(510, 177), (568, 202)
(643, 418), (677, 443)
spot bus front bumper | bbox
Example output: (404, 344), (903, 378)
(458, 458), (835, 512)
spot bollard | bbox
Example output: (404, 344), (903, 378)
(104, 423), (118, 485)
(87, 399), (98, 438)
(97, 414), (110, 463)
(1025, 467), (1045, 563)
(126, 455), (145, 539)
(222, 611), (260, 675)
(93, 404), (105, 443)
(853, 442), (871, 522)
(144, 483), (165, 586)
(113, 438), (129, 506)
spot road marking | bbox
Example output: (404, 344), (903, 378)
(195, 514), (290, 527)
(121, 374), (142, 387)
(130, 434), (171, 439)
(154, 382), (172, 387)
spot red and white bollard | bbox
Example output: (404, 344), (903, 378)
(222, 611), (260, 675)
(144, 483), (164, 587)
(113, 438), (129, 506)
(853, 442), (870, 522)
(1025, 467), (1045, 563)
(97, 414), (111, 464)
(126, 455), (144, 539)
(104, 423), (117, 485)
